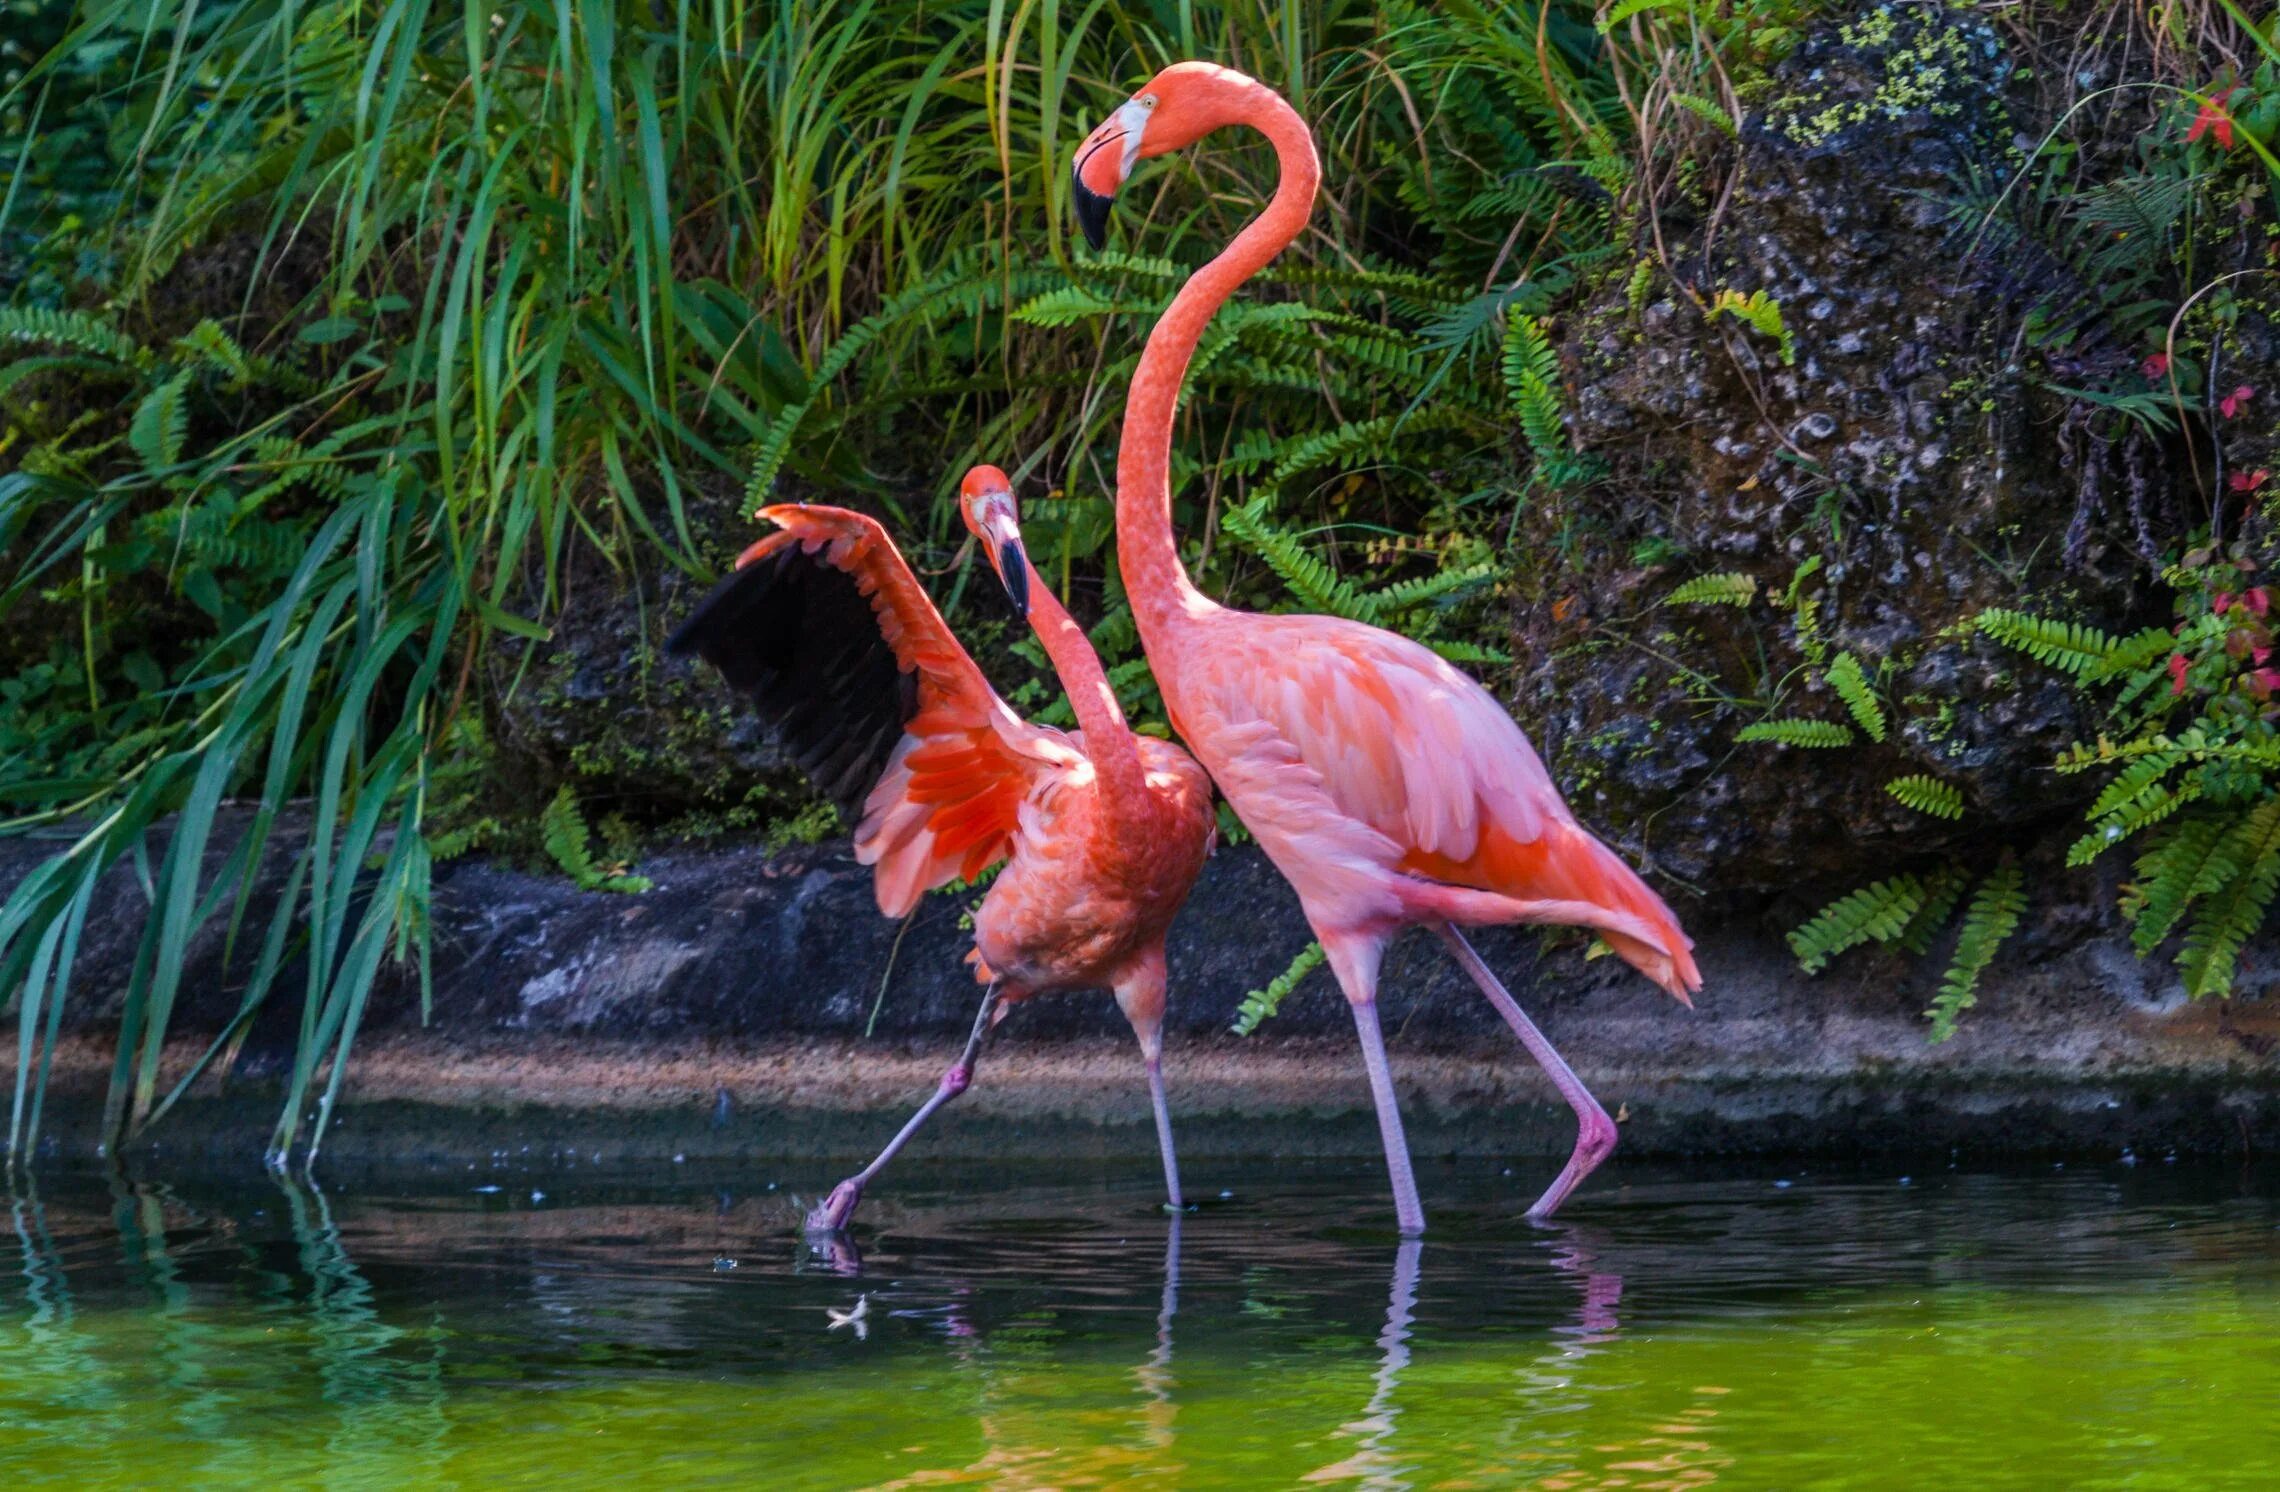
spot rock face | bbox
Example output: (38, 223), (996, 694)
(1520, 4), (2183, 894)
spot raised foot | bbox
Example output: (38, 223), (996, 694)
(1524, 1105), (1620, 1220)
(805, 1178), (866, 1233)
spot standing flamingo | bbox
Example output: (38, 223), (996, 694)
(667, 466), (1215, 1230)
(1070, 64), (1700, 1232)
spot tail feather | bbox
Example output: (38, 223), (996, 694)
(1402, 818), (1700, 1004)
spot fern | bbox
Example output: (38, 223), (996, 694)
(1502, 312), (1569, 471)
(1664, 572), (1757, 608)
(1788, 875), (1926, 974)
(2177, 801), (2280, 997)
(0, 306), (146, 364)
(1974, 609), (2120, 679)
(541, 786), (651, 894)
(1428, 638), (1514, 665)
(1736, 718), (1855, 748)
(1896, 863), (1973, 956)
(1219, 497), (1380, 621)
(1232, 941), (1327, 1036)
(1926, 863), (2025, 1042)
(1824, 653), (1887, 742)
(2127, 814), (2233, 954)
(1886, 775), (1965, 819)
(129, 371), (192, 474)
(1708, 288), (1795, 365)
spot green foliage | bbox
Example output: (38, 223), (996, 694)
(1974, 610), (2121, 679)
(1232, 942), (1327, 1037)
(1886, 774), (1965, 820)
(1926, 864), (2025, 1042)
(764, 800), (842, 855)
(1736, 719), (1855, 748)
(1980, 544), (2280, 1000)
(1824, 653), (1887, 743)
(1664, 572), (1757, 607)
(1788, 875), (1927, 974)
(1708, 289), (1796, 365)
(541, 788), (652, 895)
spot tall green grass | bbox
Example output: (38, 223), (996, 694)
(0, 0), (1631, 1163)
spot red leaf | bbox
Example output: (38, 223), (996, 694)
(2171, 652), (2192, 695)
(2143, 352), (2172, 380)
(2188, 85), (2239, 150)
(2230, 469), (2271, 493)
(2222, 385), (2256, 419)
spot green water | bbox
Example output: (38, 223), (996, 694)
(1, 1156), (2275, 1488)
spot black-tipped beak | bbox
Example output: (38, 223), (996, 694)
(996, 539), (1030, 620)
(1072, 176), (1113, 251)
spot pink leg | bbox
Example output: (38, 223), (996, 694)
(1436, 923), (1617, 1219)
(806, 986), (1000, 1232)
(1146, 1053), (1184, 1210)
(1350, 999), (1427, 1238)
(1326, 935), (1425, 1236)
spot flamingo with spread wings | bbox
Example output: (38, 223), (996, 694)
(1071, 64), (1701, 1232)
(667, 467), (1215, 1230)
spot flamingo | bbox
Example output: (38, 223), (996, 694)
(666, 466), (1216, 1230)
(1070, 63), (1700, 1232)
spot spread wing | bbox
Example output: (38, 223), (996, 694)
(667, 504), (1073, 915)
(1186, 614), (1699, 998)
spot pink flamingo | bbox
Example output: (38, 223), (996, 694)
(1071, 64), (1700, 1232)
(668, 467), (1215, 1229)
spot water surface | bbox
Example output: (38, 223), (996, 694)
(2, 1156), (2274, 1487)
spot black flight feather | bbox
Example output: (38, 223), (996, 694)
(665, 543), (918, 818)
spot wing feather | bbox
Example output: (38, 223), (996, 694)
(667, 504), (1072, 915)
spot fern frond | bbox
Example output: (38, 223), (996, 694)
(1664, 572), (1757, 608)
(1427, 638), (1514, 665)
(1926, 863), (2024, 1042)
(1373, 564), (1496, 614)
(1886, 774), (1965, 819)
(1232, 942), (1327, 1036)
(1788, 875), (1926, 973)
(1010, 286), (1154, 327)
(542, 785), (650, 894)
(1708, 288), (1795, 365)
(2177, 801), (2280, 997)
(1975, 608), (2120, 679)
(129, 372), (192, 475)
(0, 306), (145, 364)
(2129, 813), (2234, 953)
(1736, 718), (1855, 748)
(1502, 312), (1569, 469)
(2070, 781), (2198, 867)
(2078, 626), (2181, 686)
(1218, 497), (1378, 622)
(1824, 653), (1887, 742)
(1897, 863), (1973, 956)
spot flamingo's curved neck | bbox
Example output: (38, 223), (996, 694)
(1023, 565), (1149, 823)
(1117, 86), (1319, 652)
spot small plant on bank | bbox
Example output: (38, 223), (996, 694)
(541, 787), (652, 895)
(1982, 541), (2280, 998)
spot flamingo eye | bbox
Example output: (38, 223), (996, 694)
(1139, 94), (1157, 109)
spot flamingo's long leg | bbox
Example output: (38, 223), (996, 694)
(1349, 999), (1425, 1237)
(806, 985), (1001, 1232)
(1435, 922), (1617, 1219)
(1144, 1052), (1184, 1210)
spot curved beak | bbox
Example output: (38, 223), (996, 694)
(1072, 175), (1114, 251)
(976, 506), (1030, 620)
(1071, 100), (1146, 251)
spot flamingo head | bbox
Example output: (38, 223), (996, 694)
(1071, 62), (1257, 249)
(958, 464), (1029, 620)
